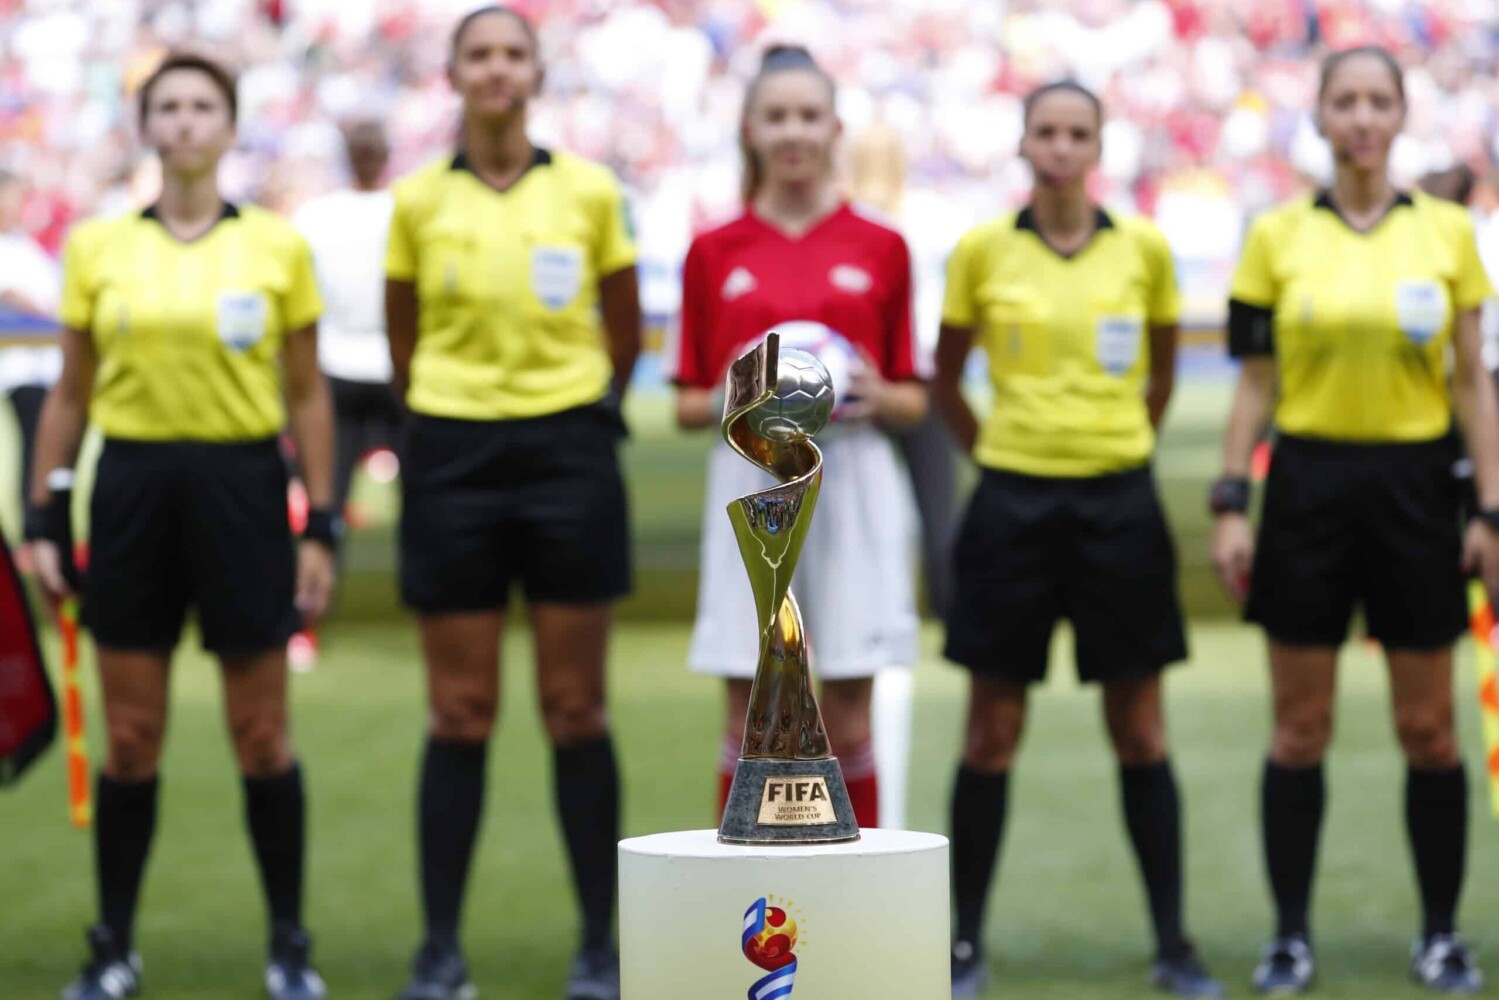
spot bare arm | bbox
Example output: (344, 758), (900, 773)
(282, 322), (337, 624)
(1219, 356), (1277, 477)
(1209, 355), (1276, 601)
(1452, 308), (1499, 506)
(386, 278), (417, 402)
(1145, 323), (1178, 431)
(0, 288), (54, 319)
(28, 327), (95, 506)
(600, 266), (642, 398)
(27, 327), (95, 598)
(931, 323), (978, 455)
(1451, 307), (1499, 601)
(283, 323), (334, 509)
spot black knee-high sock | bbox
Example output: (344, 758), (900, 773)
(1262, 761), (1325, 940)
(1120, 760), (1186, 959)
(244, 764), (306, 933)
(553, 737), (620, 952)
(419, 739), (488, 953)
(1405, 764), (1467, 940)
(950, 764), (1009, 950)
(95, 774), (160, 951)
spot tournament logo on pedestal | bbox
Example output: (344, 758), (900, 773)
(742, 895), (802, 1000)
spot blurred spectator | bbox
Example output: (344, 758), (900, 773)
(1, 0), (1496, 333)
(0, 166), (61, 520)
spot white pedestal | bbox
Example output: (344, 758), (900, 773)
(619, 829), (949, 999)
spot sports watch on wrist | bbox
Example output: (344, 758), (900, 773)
(1474, 507), (1499, 533)
(302, 508), (345, 552)
(24, 468), (75, 543)
(1208, 476), (1251, 517)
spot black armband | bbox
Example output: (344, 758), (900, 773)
(1227, 299), (1274, 358)
(1208, 476), (1252, 516)
(302, 508), (344, 552)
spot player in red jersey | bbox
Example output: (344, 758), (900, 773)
(670, 44), (927, 829)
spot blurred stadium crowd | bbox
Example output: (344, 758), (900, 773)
(3, 0), (1499, 331)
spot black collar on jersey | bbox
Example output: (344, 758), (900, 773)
(451, 146), (552, 193)
(140, 201), (239, 244)
(1312, 189), (1414, 234)
(1015, 205), (1115, 260)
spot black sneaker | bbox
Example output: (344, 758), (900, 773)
(396, 943), (476, 1000)
(61, 926), (141, 1000)
(1252, 936), (1315, 995)
(951, 940), (987, 998)
(1411, 934), (1484, 994)
(1151, 944), (1225, 998)
(564, 947), (620, 1000)
(266, 924), (327, 1000)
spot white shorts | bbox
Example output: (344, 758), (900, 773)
(688, 425), (919, 680)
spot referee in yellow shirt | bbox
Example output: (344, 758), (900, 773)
(383, 9), (641, 1000)
(25, 53), (336, 1000)
(933, 82), (1220, 999)
(1211, 47), (1499, 995)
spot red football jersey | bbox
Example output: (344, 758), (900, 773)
(670, 204), (918, 389)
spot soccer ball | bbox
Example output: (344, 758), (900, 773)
(770, 321), (864, 422)
(746, 347), (834, 443)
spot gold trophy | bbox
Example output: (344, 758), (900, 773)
(717, 332), (860, 844)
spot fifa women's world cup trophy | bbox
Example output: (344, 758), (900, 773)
(717, 331), (860, 844)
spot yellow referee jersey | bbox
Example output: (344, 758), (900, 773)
(942, 208), (1179, 477)
(60, 203), (322, 442)
(386, 148), (637, 421)
(1229, 190), (1493, 443)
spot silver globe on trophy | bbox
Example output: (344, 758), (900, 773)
(717, 331), (860, 844)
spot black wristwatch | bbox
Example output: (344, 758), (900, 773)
(25, 468), (83, 591)
(24, 468), (75, 544)
(302, 508), (345, 553)
(1208, 476), (1251, 517)
(1474, 507), (1499, 533)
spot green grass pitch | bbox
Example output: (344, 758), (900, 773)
(3, 623), (1496, 999)
(2, 386), (1496, 998)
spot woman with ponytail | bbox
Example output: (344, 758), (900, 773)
(384, 8), (641, 999)
(670, 45), (926, 832)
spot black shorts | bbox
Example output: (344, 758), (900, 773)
(85, 438), (298, 656)
(1247, 434), (1467, 650)
(399, 401), (631, 613)
(944, 465), (1188, 684)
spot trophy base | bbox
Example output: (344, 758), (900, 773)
(718, 756), (861, 844)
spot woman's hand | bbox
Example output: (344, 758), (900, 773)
(1462, 519), (1499, 604)
(1211, 514), (1255, 603)
(843, 349), (926, 428)
(31, 539), (74, 605)
(295, 541), (337, 627)
(675, 386), (720, 430)
(841, 357), (888, 422)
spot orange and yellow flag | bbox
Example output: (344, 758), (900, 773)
(1465, 582), (1499, 818)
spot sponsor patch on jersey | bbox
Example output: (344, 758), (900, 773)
(722, 266), (758, 301)
(829, 264), (873, 295)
